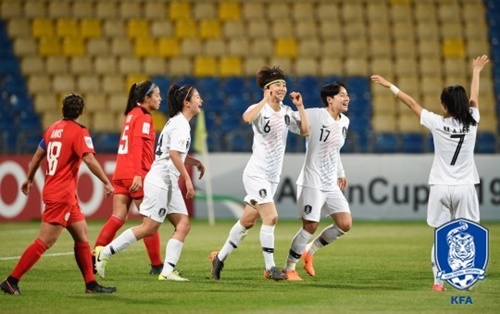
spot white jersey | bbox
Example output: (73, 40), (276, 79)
(296, 108), (349, 191)
(420, 108), (480, 185)
(243, 102), (301, 183)
(146, 113), (191, 188)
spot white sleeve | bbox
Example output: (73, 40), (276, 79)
(420, 109), (441, 131)
(170, 125), (190, 153)
(288, 110), (302, 135)
(337, 152), (345, 178)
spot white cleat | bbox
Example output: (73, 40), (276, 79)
(94, 246), (108, 279)
(158, 270), (189, 282)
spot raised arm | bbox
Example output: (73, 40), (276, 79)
(242, 89), (272, 124)
(289, 92), (310, 136)
(370, 75), (424, 118)
(469, 55), (489, 109)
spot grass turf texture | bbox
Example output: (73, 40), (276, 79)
(0, 220), (499, 313)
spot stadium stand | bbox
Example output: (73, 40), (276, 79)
(0, 0), (498, 154)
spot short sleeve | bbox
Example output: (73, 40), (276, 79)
(133, 114), (153, 138)
(420, 109), (441, 131)
(288, 110), (302, 135)
(470, 107), (480, 124)
(75, 128), (95, 157)
(170, 125), (190, 153)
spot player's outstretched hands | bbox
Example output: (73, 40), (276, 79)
(472, 55), (489, 72)
(289, 92), (303, 107)
(370, 75), (393, 88)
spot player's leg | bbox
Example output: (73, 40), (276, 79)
(133, 198), (163, 274)
(452, 184), (480, 222)
(159, 213), (190, 281)
(94, 192), (130, 248)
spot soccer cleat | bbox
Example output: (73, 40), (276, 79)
(150, 264), (164, 275)
(264, 266), (288, 281)
(302, 250), (316, 277)
(85, 283), (117, 294)
(1, 279), (21, 295)
(283, 270), (303, 281)
(209, 251), (224, 280)
(432, 283), (446, 292)
(94, 246), (108, 279)
(158, 270), (189, 282)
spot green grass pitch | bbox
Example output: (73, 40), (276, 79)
(0, 220), (499, 313)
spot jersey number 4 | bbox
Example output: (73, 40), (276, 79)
(450, 134), (465, 166)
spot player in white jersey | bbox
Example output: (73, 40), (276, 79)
(281, 82), (352, 280)
(371, 54), (489, 292)
(95, 84), (205, 281)
(210, 66), (310, 281)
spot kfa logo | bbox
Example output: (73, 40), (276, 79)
(434, 218), (489, 290)
(450, 296), (473, 305)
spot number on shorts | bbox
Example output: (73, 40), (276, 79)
(47, 141), (62, 175)
(118, 125), (130, 154)
(450, 134), (465, 166)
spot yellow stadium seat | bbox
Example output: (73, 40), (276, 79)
(25, 0), (47, 18)
(72, 2), (94, 19)
(440, 22), (464, 39)
(108, 93), (128, 113)
(269, 57), (292, 73)
(194, 56), (218, 76)
(199, 20), (221, 39)
(151, 21), (174, 38)
(77, 75), (101, 94)
(341, 3), (364, 22)
(175, 19), (197, 38)
(80, 19), (102, 39)
(96, 2), (118, 19)
(7, 18), (30, 37)
(367, 3), (389, 23)
(111, 38), (133, 56)
(62, 37), (85, 56)
(345, 39), (368, 58)
(228, 38), (249, 56)
(272, 19), (294, 38)
(180, 38), (203, 57)
(371, 93), (399, 116)
(319, 20), (342, 40)
(48, 1), (69, 18)
(414, 3), (437, 23)
(370, 58), (394, 77)
(369, 38), (392, 58)
(152, 112), (168, 129)
(243, 57), (266, 76)
(394, 58), (418, 76)
(95, 57), (118, 75)
(394, 40), (417, 58)
(298, 38), (321, 58)
(56, 19), (79, 38)
(322, 39), (344, 58)
(14, 37), (37, 56)
(389, 3), (412, 23)
(274, 38), (298, 58)
(157, 38), (180, 58)
(247, 20), (268, 39)
(84, 94), (107, 114)
(134, 37), (157, 57)
(34, 93), (58, 114)
(39, 37), (61, 56)
(292, 3), (314, 21)
(243, 3), (264, 21)
(223, 20), (245, 39)
(420, 76), (443, 95)
(399, 114), (426, 133)
(344, 57), (368, 76)
(169, 57), (192, 76)
(419, 57), (442, 77)
(144, 57), (168, 76)
(396, 76), (420, 96)
(193, 2), (217, 19)
(102, 74), (125, 93)
(219, 2), (241, 21)
(46, 56), (68, 74)
(86, 38), (110, 56)
(21, 56), (45, 75)
(119, 56), (142, 75)
(295, 58), (319, 76)
(169, 2), (191, 20)
(372, 114), (397, 132)
(295, 20), (317, 39)
(204, 39), (226, 56)
(442, 39), (465, 58)
(126, 75), (149, 92)
(28, 74), (51, 93)
(144, 2), (166, 19)
(93, 112), (119, 132)
(127, 19), (150, 39)
(120, 2), (141, 19)
(219, 56), (242, 77)
(52, 74), (75, 93)
(32, 19), (54, 38)
(70, 56), (93, 75)
(103, 20), (126, 38)
(1, 1), (22, 18)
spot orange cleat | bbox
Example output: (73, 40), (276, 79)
(432, 284), (446, 291)
(302, 250), (315, 277)
(283, 270), (303, 281)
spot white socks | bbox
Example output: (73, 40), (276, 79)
(431, 244), (443, 285)
(305, 224), (345, 255)
(102, 228), (138, 258)
(218, 220), (248, 261)
(284, 228), (312, 271)
(260, 224), (276, 270)
(162, 238), (184, 275)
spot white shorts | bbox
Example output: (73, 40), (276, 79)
(297, 185), (350, 222)
(427, 184), (479, 228)
(242, 174), (277, 205)
(139, 178), (187, 223)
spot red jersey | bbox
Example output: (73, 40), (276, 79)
(113, 106), (155, 180)
(42, 119), (95, 205)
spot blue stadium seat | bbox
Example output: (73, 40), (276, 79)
(322, 76), (342, 86)
(174, 75), (197, 88)
(93, 132), (120, 154)
(475, 132), (497, 153)
(227, 94), (250, 115)
(222, 77), (245, 96)
(401, 133), (425, 153)
(374, 133), (399, 153)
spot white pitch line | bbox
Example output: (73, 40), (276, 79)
(0, 251), (74, 261)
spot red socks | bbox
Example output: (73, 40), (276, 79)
(143, 231), (162, 266)
(74, 242), (95, 284)
(94, 215), (125, 247)
(11, 238), (47, 280)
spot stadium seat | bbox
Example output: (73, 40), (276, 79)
(228, 38), (249, 56)
(144, 57), (168, 76)
(218, 2), (241, 21)
(0, 1), (22, 18)
(181, 38), (202, 57)
(219, 57), (242, 77)
(108, 93), (127, 113)
(248, 20), (268, 39)
(274, 38), (298, 58)
(103, 20), (126, 38)
(7, 19), (30, 38)
(374, 133), (399, 153)
(86, 38), (110, 56)
(32, 18), (54, 38)
(111, 38), (133, 56)
(157, 38), (180, 58)
(46, 56), (68, 74)
(127, 19), (149, 39)
(80, 19), (102, 39)
(72, 2), (94, 19)
(401, 133), (425, 153)
(193, 2), (217, 20)
(21, 56), (45, 75)
(223, 21), (245, 39)
(199, 20), (221, 39)
(96, 2), (118, 19)
(169, 2), (191, 20)
(25, 1), (47, 18)
(272, 19), (294, 38)
(169, 57), (192, 76)
(134, 37), (157, 57)
(120, 2), (142, 19)
(56, 19), (79, 38)
(250, 39), (273, 57)
(118, 56), (141, 75)
(204, 39), (226, 56)
(243, 56), (266, 76)
(151, 21), (174, 38)
(84, 94), (107, 113)
(475, 132), (497, 153)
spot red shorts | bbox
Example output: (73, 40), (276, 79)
(42, 202), (85, 227)
(113, 179), (144, 199)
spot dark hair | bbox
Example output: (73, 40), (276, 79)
(440, 85), (477, 127)
(320, 82), (347, 107)
(167, 84), (194, 118)
(124, 80), (156, 115)
(62, 93), (85, 119)
(256, 66), (285, 89)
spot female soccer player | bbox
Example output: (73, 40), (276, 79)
(1, 94), (116, 294)
(93, 81), (163, 275)
(210, 66), (310, 280)
(282, 82), (351, 280)
(95, 84), (205, 281)
(371, 54), (489, 291)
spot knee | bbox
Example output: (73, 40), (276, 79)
(337, 221), (352, 233)
(303, 221), (319, 234)
(262, 215), (278, 226)
(175, 221), (191, 237)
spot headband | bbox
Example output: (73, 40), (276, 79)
(145, 83), (157, 96)
(264, 79), (286, 89)
(183, 87), (193, 102)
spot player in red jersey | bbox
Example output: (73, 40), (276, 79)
(0, 94), (116, 295)
(93, 81), (164, 274)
